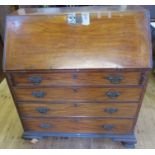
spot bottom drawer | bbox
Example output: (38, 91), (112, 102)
(22, 118), (134, 134)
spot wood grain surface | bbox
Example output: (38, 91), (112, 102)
(11, 71), (141, 86)
(4, 7), (151, 70)
(22, 118), (134, 134)
(13, 87), (142, 102)
(17, 102), (138, 118)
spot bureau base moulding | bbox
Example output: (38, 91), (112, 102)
(23, 132), (137, 149)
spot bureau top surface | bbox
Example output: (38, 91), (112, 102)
(4, 6), (152, 71)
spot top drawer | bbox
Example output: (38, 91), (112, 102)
(11, 71), (142, 87)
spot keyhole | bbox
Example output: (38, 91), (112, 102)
(72, 87), (78, 93)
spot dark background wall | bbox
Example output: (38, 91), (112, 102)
(143, 5), (155, 19)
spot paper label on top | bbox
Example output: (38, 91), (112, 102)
(81, 12), (90, 25)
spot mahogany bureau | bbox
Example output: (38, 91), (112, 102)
(3, 6), (152, 148)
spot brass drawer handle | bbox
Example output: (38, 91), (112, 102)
(28, 76), (42, 85)
(32, 91), (46, 98)
(106, 91), (120, 99)
(102, 124), (115, 131)
(106, 75), (123, 84)
(104, 108), (118, 114)
(39, 123), (52, 129)
(36, 107), (49, 114)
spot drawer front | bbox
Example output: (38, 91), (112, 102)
(18, 102), (138, 118)
(12, 71), (141, 86)
(22, 118), (134, 134)
(14, 87), (142, 102)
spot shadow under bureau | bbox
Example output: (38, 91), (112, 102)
(3, 6), (152, 148)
